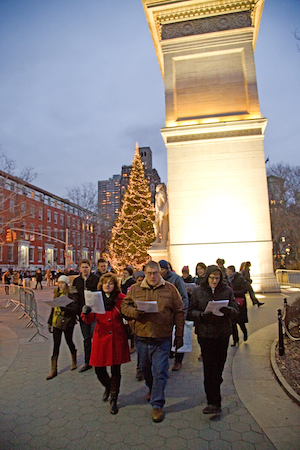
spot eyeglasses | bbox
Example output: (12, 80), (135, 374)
(208, 276), (220, 281)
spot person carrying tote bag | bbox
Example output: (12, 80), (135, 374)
(46, 275), (79, 380)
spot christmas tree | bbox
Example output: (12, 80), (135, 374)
(108, 143), (155, 273)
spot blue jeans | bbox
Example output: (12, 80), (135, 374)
(136, 337), (171, 409)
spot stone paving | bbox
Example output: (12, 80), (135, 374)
(0, 286), (298, 450)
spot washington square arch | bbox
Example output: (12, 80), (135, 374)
(144, 0), (279, 292)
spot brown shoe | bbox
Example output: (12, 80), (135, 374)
(202, 404), (222, 414)
(146, 390), (151, 402)
(172, 362), (182, 371)
(152, 408), (164, 423)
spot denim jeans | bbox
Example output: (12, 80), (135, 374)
(136, 337), (171, 409)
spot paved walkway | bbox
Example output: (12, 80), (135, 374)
(0, 286), (299, 450)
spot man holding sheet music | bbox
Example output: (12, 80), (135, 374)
(72, 259), (99, 373)
(121, 260), (184, 423)
(187, 265), (239, 415)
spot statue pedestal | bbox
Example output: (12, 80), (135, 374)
(148, 242), (169, 264)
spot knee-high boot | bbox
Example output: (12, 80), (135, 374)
(70, 350), (77, 370)
(95, 368), (111, 401)
(110, 374), (121, 414)
(46, 356), (58, 380)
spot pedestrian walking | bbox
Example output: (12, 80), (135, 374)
(187, 265), (238, 415)
(226, 265), (249, 346)
(122, 261), (185, 423)
(34, 269), (43, 289)
(46, 275), (78, 380)
(72, 259), (99, 373)
(240, 261), (264, 307)
(81, 273), (130, 414)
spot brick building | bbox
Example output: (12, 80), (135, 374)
(0, 170), (100, 272)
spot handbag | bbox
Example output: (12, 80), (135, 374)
(55, 314), (72, 331)
(115, 306), (133, 339)
(235, 297), (244, 307)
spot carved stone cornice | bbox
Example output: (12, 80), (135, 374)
(161, 10), (251, 39)
(153, 1), (256, 39)
(166, 128), (262, 143)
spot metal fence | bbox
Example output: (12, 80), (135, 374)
(1, 284), (47, 342)
(275, 269), (300, 288)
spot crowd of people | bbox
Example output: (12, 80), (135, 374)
(44, 256), (264, 423)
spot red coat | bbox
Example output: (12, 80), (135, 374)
(80, 294), (130, 367)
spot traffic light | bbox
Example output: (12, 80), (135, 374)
(6, 229), (12, 242)
(12, 232), (17, 241)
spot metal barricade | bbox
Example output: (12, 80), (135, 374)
(1, 284), (47, 341)
(275, 269), (300, 288)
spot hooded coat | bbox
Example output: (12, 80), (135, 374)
(187, 265), (239, 339)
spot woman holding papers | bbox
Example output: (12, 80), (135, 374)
(187, 265), (238, 415)
(46, 275), (78, 380)
(81, 273), (130, 415)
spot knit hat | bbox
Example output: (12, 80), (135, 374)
(134, 271), (145, 280)
(158, 260), (169, 270)
(182, 266), (189, 273)
(57, 275), (70, 285)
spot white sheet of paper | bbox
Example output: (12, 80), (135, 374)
(136, 300), (158, 313)
(43, 295), (72, 308)
(204, 300), (229, 316)
(84, 291), (105, 314)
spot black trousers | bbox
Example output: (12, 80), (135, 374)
(198, 336), (229, 408)
(95, 365), (121, 398)
(52, 326), (76, 358)
(232, 322), (247, 343)
(79, 317), (95, 364)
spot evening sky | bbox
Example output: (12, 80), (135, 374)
(0, 0), (299, 198)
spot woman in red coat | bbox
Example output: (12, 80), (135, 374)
(81, 273), (130, 414)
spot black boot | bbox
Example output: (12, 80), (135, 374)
(109, 373), (121, 414)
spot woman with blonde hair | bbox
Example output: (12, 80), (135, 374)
(81, 273), (130, 414)
(46, 275), (78, 380)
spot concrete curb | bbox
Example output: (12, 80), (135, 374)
(270, 339), (300, 406)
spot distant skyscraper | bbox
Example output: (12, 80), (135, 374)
(98, 147), (161, 226)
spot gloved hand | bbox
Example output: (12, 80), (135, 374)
(82, 305), (92, 315)
(174, 336), (184, 350)
(220, 306), (231, 317)
(135, 310), (146, 321)
(48, 325), (53, 333)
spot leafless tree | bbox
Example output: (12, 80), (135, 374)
(66, 182), (97, 212)
(294, 29), (300, 52)
(267, 163), (300, 265)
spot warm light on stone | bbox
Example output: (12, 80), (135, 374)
(144, 0), (279, 291)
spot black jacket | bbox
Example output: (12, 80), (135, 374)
(72, 273), (99, 310)
(228, 272), (248, 324)
(187, 265), (238, 339)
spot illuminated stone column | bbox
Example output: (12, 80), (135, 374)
(143, 0), (278, 291)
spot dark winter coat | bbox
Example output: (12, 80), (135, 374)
(187, 266), (239, 339)
(80, 293), (130, 367)
(121, 277), (135, 294)
(48, 293), (78, 328)
(72, 273), (99, 310)
(228, 272), (248, 324)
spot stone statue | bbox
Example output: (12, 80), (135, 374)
(153, 184), (169, 244)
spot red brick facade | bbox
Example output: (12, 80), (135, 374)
(0, 171), (100, 271)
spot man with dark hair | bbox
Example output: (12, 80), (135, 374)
(73, 259), (99, 372)
(121, 261), (184, 423)
(96, 258), (108, 278)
